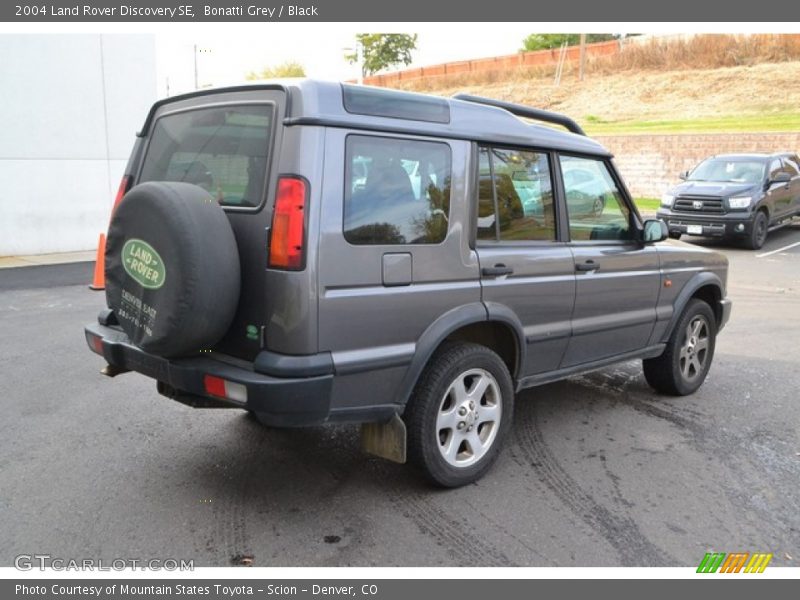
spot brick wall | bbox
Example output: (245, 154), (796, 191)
(596, 133), (800, 198)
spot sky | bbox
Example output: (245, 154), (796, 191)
(155, 24), (542, 97)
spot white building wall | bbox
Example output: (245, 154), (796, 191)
(0, 34), (156, 256)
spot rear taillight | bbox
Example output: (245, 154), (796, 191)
(86, 332), (104, 356)
(269, 177), (307, 270)
(112, 175), (132, 212)
(203, 375), (248, 403)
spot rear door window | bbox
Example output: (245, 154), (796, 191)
(476, 145), (557, 242)
(139, 104), (274, 208)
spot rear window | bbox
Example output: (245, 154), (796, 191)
(139, 104), (273, 207)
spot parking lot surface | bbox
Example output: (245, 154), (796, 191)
(1, 224), (798, 567)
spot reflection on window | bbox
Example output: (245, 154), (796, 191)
(476, 146), (556, 242)
(477, 147), (496, 240)
(139, 105), (273, 207)
(344, 136), (451, 245)
(560, 155), (632, 241)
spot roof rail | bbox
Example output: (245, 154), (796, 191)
(452, 93), (586, 136)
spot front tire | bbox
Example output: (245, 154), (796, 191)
(744, 210), (768, 250)
(404, 342), (514, 487)
(643, 299), (717, 396)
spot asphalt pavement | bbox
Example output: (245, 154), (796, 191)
(1, 225), (798, 568)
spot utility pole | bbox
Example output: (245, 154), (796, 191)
(579, 33), (587, 81)
(357, 39), (364, 85)
(193, 44), (198, 90)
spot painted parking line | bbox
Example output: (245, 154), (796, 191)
(756, 240), (800, 258)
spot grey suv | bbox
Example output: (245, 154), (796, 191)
(85, 81), (731, 487)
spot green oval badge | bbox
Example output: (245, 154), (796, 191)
(122, 239), (166, 289)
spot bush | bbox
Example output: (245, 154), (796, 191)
(245, 61), (305, 80)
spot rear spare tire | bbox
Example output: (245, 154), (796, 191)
(105, 182), (240, 358)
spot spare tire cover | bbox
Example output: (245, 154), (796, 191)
(105, 181), (241, 358)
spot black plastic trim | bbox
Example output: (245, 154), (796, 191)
(254, 349), (334, 377)
(517, 344), (666, 390)
(85, 321), (333, 427)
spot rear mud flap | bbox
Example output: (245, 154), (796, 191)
(361, 414), (407, 464)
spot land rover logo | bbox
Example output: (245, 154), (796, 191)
(693, 200), (704, 209)
(122, 239), (165, 289)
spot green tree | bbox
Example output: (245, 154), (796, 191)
(346, 34), (418, 76)
(245, 60), (305, 80)
(520, 34), (617, 52)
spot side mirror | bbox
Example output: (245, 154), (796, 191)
(770, 171), (791, 184)
(642, 219), (669, 243)
(678, 170), (690, 181)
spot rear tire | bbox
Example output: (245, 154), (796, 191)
(404, 342), (514, 487)
(743, 210), (768, 250)
(643, 299), (717, 396)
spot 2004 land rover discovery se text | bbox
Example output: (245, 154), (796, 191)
(85, 81), (732, 487)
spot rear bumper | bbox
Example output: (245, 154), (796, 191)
(84, 321), (333, 427)
(656, 209), (754, 238)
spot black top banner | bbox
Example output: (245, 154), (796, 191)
(3, 0), (800, 22)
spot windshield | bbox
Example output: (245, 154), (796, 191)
(688, 159), (765, 184)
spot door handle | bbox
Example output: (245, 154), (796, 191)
(575, 260), (599, 272)
(481, 264), (514, 277)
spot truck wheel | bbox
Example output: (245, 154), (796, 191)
(744, 210), (768, 250)
(643, 299), (717, 396)
(404, 342), (514, 487)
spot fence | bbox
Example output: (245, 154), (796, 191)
(362, 39), (621, 87)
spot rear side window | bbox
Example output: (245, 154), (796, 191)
(139, 104), (273, 207)
(344, 135), (452, 245)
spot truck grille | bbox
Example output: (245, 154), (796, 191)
(673, 195), (725, 214)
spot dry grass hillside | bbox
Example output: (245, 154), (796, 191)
(393, 36), (800, 134)
(400, 61), (800, 134)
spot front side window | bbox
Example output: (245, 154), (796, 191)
(139, 104), (273, 207)
(782, 158), (799, 178)
(560, 155), (633, 241)
(476, 146), (556, 242)
(344, 136), (451, 245)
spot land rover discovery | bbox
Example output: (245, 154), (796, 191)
(85, 81), (732, 487)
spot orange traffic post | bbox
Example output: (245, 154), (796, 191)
(89, 233), (106, 290)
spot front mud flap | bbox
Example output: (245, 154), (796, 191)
(361, 414), (407, 464)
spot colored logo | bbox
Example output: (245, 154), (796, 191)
(122, 239), (165, 289)
(697, 552), (772, 573)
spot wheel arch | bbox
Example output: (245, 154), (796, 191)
(662, 272), (725, 342)
(394, 303), (525, 410)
